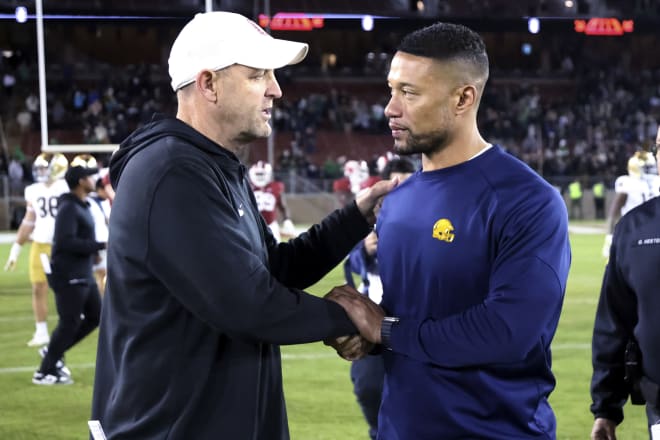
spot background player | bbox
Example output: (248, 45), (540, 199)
(602, 149), (660, 257)
(70, 154), (109, 294)
(332, 159), (373, 208)
(4, 153), (69, 347)
(248, 160), (296, 242)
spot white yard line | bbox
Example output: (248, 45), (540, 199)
(0, 345), (592, 375)
(0, 362), (97, 374)
(0, 316), (44, 322)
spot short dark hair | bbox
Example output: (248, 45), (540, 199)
(381, 157), (416, 179)
(397, 22), (489, 82)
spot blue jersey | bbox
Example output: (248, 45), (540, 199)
(376, 145), (571, 439)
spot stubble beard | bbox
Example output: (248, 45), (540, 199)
(234, 118), (272, 145)
(394, 129), (450, 157)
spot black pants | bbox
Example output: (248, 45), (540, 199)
(351, 355), (385, 440)
(39, 276), (101, 375)
(594, 198), (605, 219)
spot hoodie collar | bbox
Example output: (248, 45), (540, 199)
(109, 114), (243, 188)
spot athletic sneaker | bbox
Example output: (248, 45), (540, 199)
(38, 346), (71, 377)
(32, 370), (73, 386)
(27, 333), (50, 347)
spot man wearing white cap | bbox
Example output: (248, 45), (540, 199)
(91, 11), (393, 439)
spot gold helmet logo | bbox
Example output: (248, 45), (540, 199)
(432, 218), (455, 243)
(71, 154), (98, 169)
(32, 153), (68, 183)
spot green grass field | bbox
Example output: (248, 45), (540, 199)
(0, 229), (649, 439)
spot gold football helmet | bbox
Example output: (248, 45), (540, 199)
(70, 154), (98, 169)
(32, 153), (68, 183)
(628, 151), (656, 179)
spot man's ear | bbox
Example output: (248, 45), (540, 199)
(195, 70), (219, 103)
(455, 85), (477, 115)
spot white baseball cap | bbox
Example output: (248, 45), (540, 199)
(168, 11), (309, 91)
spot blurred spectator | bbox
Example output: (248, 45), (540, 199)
(8, 156), (24, 195)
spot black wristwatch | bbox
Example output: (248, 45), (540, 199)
(381, 316), (400, 350)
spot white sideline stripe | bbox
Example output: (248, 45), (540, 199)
(0, 316), (45, 322)
(568, 225), (606, 235)
(564, 298), (598, 305)
(282, 353), (336, 360)
(553, 343), (590, 350)
(1, 297), (598, 323)
(1, 222), (603, 245)
(0, 344), (591, 374)
(0, 362), (96, 374)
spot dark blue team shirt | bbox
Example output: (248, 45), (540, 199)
(376, 145), (571, 439)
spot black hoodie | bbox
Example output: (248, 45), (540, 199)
(51, 192), (105, 282)
(91, 116), (370, 439)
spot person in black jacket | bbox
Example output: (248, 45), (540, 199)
(90, 11), (394, 440)
(590, 129), (660, 439)
(32, 165), (106, 385)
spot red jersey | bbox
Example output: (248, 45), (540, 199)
(333, 177), (351, 193)
(252, 181), (285, 225)
(362, 176), (381, 189)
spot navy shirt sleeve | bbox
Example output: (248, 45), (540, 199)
(387, 190), (570, 367)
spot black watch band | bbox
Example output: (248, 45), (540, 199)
(381, 316), (400, 350)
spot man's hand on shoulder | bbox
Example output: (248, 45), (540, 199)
(354, 178), (399, 225)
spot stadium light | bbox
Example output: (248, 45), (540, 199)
(15, 6), (28, 23)
(528, 17), (540, 34)
(361, 15), (374, 32)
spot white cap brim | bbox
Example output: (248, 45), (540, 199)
(169, 12), (309, 91)
(235, 38), (308, 71)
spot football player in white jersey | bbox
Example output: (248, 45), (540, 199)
(602, 147), (660, 257)
(4, 153), (69, 346)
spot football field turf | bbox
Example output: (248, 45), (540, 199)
(0, 228), (649, 439)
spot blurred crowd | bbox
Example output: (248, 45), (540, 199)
(1, 42), (659, 190)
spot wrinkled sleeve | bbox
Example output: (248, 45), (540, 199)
(387, 192), (571, 367)
(53, 201), (104, 255)
(146, 162), (367, 344)
(590, 227), (637, 425)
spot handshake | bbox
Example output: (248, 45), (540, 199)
(323, 285), (385, 361)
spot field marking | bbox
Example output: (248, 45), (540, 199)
(1, 297), (598, 323)
(0, 316), (42, 322)
(0, 344), (591, 375)
(563, 298), (597, 305)
(568, 225), (605, 235)
(0, 354), (337, 375)
(552, 343), (590, 350)
(0, 362), (96, 374)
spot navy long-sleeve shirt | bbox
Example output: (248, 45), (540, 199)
(376, 145), (571, 439)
